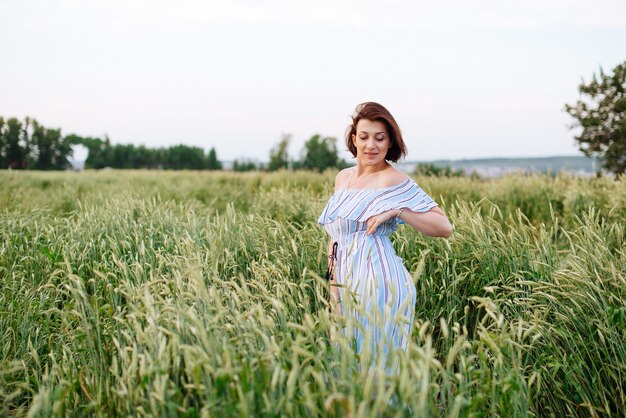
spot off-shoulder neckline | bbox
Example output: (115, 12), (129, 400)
(334, 178), (412, 194)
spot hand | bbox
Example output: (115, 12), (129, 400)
(366, 209), (399, 235)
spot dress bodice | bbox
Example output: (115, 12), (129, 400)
(318, 178), (437, 237)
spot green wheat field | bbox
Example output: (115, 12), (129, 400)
(1, 170), (625, 417)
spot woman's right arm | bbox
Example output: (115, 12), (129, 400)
(327, 168), (351, 268)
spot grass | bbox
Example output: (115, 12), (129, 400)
(0, 169), (624, 417)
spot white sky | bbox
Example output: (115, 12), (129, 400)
(1, 0), (625, 162)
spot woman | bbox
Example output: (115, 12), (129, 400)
(318, 102), (452, 368)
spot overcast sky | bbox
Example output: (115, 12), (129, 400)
(1, 0), (625, 162)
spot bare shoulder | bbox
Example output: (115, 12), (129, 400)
(334, 167), (356, 191)
(382, 166), (410, 187)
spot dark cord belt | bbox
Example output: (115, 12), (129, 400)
(324, 241), (338, 281)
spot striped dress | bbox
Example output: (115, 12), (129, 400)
(318, 178), (437, 367)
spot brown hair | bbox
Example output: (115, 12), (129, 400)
(345, 102), (407, 162)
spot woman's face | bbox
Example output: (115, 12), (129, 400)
(352, 119), (391, 166)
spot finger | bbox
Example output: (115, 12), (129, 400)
(367, 219), (378, 235)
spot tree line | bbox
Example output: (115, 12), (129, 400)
(0, 116), (348, 172)
(69, 135), (222, 170)
(0, 117), (224, 171)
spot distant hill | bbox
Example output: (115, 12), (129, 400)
(395, 156), (599, 177)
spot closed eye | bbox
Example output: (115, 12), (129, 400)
(358, 133), (386, 140)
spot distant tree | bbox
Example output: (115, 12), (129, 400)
(298, 134), (348, 172)
(31, 120), (71, 170)
(268, 134), (291, 171)
(4, 117), (30, 169)
(133, 145), (155, 168)
(150, 146), (167, 169)
(113, 144), (128, 168)
(165, 144), (206, 170)
(0, 117), (6, 168)
(413, 163), (464, 177)
(232, 159), (257, 172)
(565, 61), (626, 175)
(206, 147), (223, 170)
(31, 121), (49, 169)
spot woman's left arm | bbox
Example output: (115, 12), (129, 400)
(366, 207), (453, 238)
